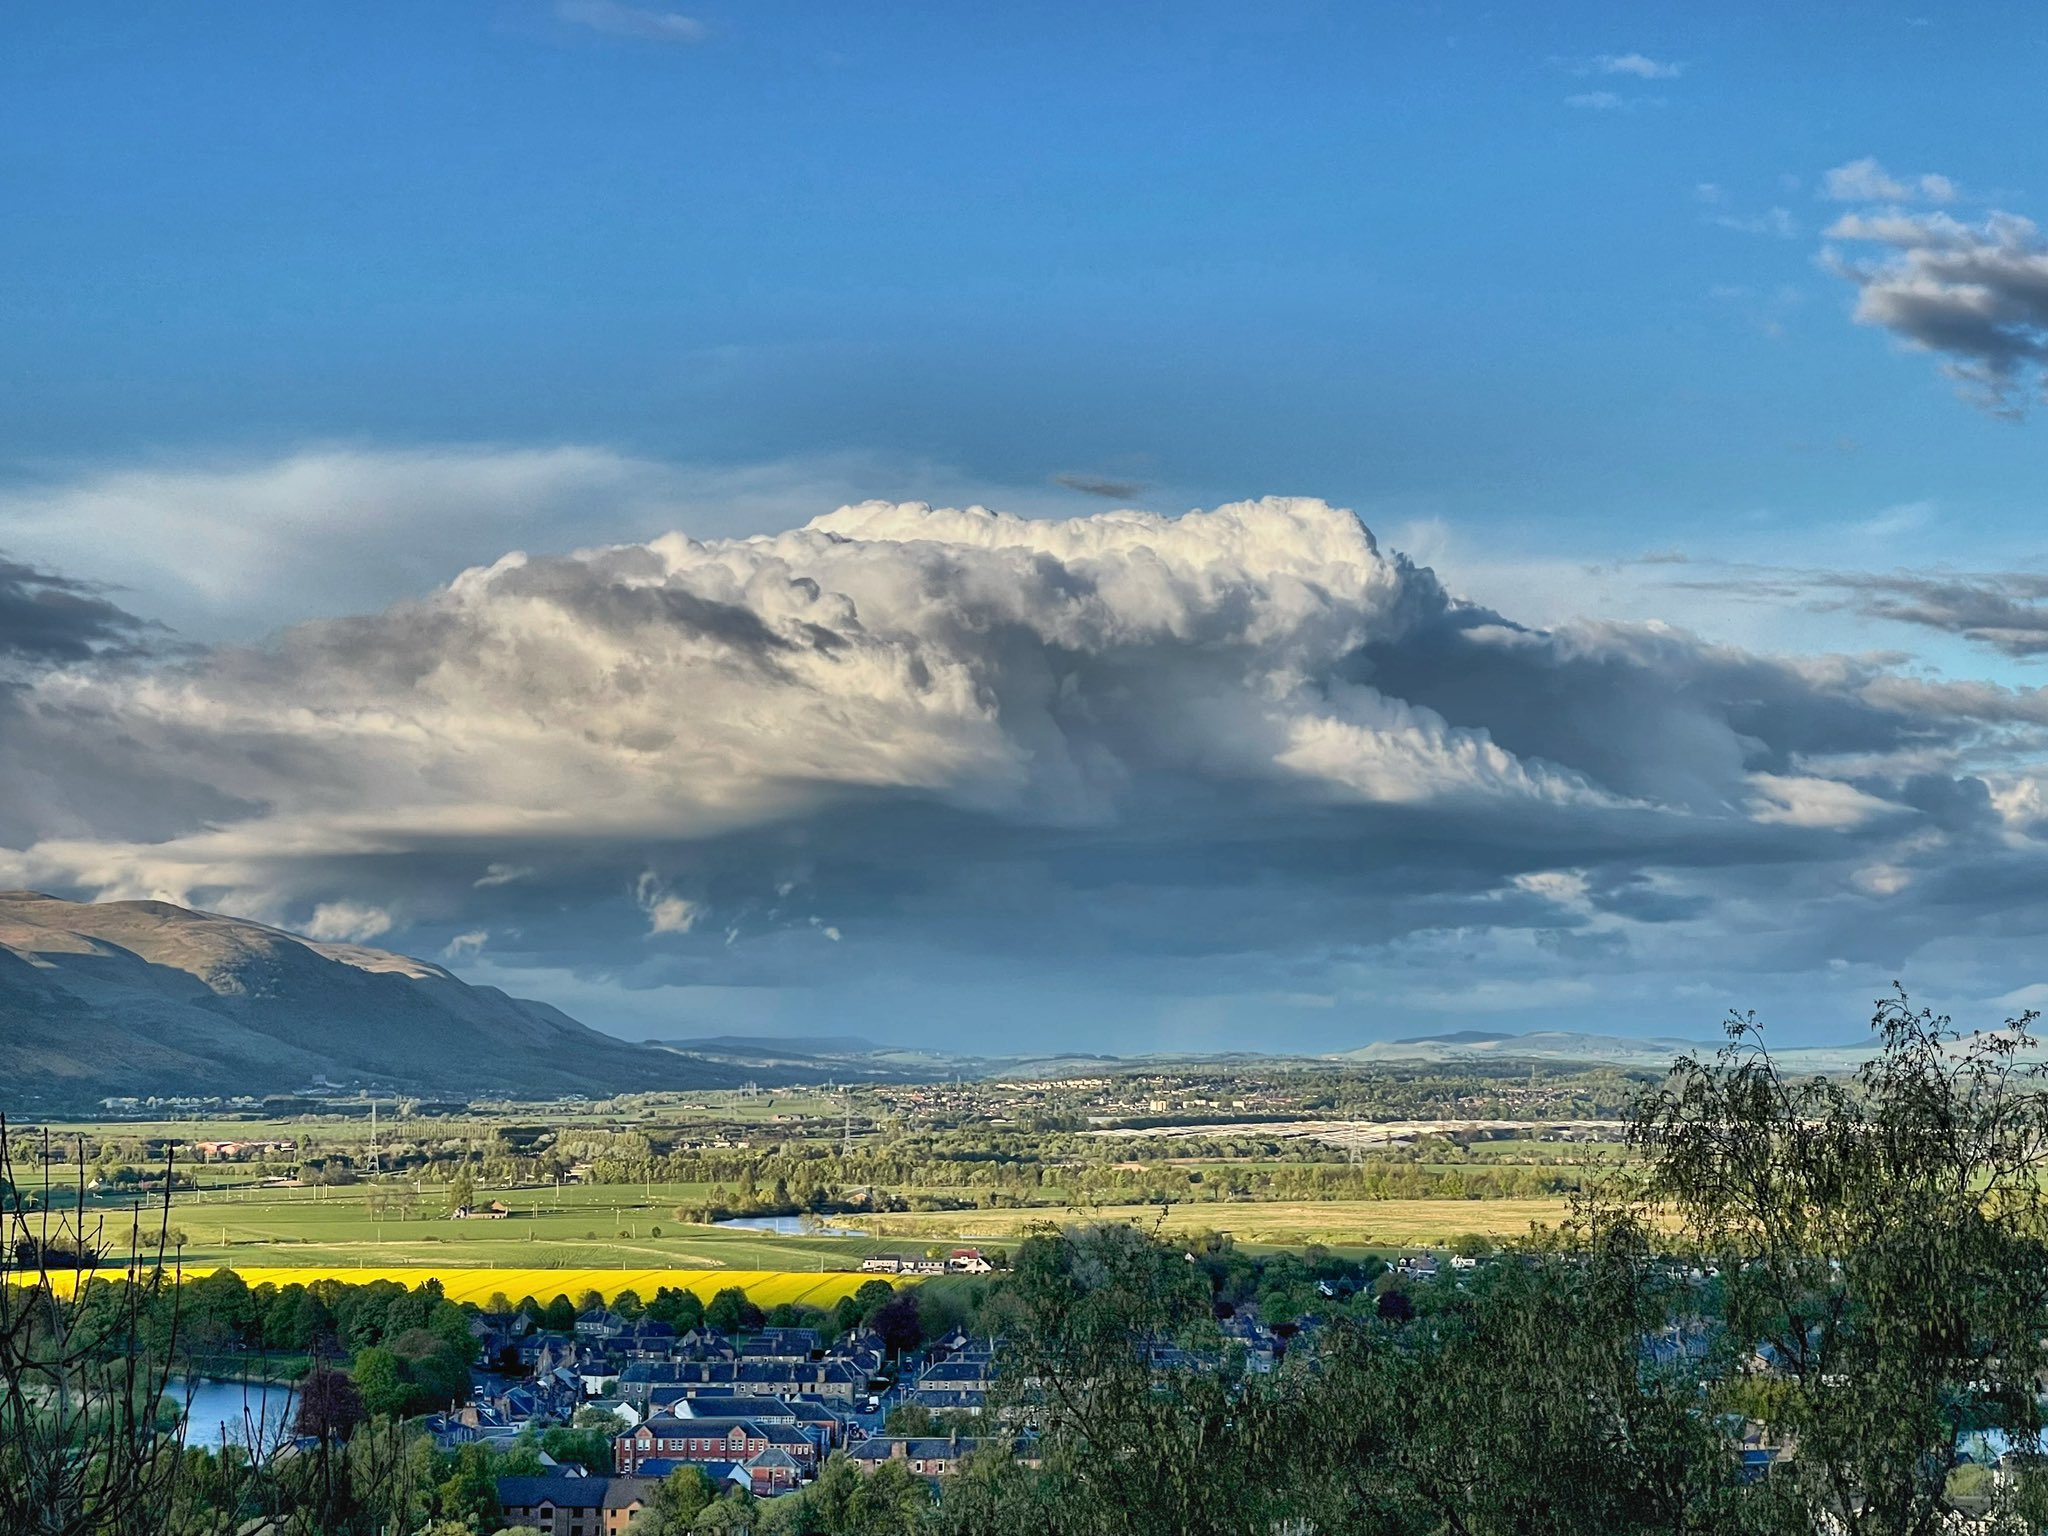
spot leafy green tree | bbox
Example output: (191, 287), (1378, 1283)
(646, 1286), (704, 1330)
(1298, 1224), (1747, 1536)
(704, 1286), (760, 1334)
(852, 1279), (894, 1312)
(883, 1402), (940, 1435)
(628, 1465), (718, 1533)
(435, 1442), (501, 1528)
(352, 1346), (412, 1419)
(540, 1425), (614, 1477)
(389, 1327), (470, 1412)
(541, 1293), (577, 1333)
(427, 1298), (474, 1352)
(444, 1169), (476, 1215)
(984, 1222), (1286, 1536)
(495, 1435), (548, 1476)
(924, 1445), (1045, 1536)
(1632, 992), (2048, 1536)
(265, 1283), (335, 1352)
(689, 1488), (758, 1534)
(762, 1452), (928, 1534)
(179, 1268), (258, 1359)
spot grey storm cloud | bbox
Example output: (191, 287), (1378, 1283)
(1674, 561), (2048, 661)
(1052, 473), (1151, 500)
(0, 554), (156, 667)
(1823, 201), (2048, 416)
(1828, 571), (2048, 657)
(6, 496), (2048, 1038)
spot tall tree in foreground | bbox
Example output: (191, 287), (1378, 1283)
(1632, 990), (2048, 1536)
(1296, 1215), (1753, 1536)
(0, 1123), (185, 1536)
(985, 1221), (1293, 1536)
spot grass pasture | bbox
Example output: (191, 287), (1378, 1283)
(857, 1197), (1576, 1249)
(148, 1177), (1580, 1269)
(158, 1181), (896, 1271)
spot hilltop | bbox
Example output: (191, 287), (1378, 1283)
(0, 892), (760, 1107)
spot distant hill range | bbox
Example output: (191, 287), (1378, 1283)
(0, 891), (1902, 1109)
(1336, 1028), (1885, 1074)
(1337, 1029), (1715, 1069)
(642, 1033), (968, 1080)
(0, 892), (795, 1108)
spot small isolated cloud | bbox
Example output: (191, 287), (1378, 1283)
(636, 872), (699, 936)
(443, 929), (489, 962)
(1566, 91), (1629, 111)
(555, 0), (705, 44)
(1594, 52), (1682, 79)
(1823, 204), (2048, 416)
(1053, 473), (1150, 500)
(1822, 157), (1957, 204)
(475, 862), (534, 888)
(305, 901), (394, 944)
(1709, 207), (1799, 239)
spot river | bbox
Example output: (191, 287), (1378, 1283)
(712, 1214), (869, 1236)
(167, 1375), (297, 1451)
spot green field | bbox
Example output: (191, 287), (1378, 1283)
(138, 1179), (1578, 1269)
(157, 1180), (907, 1271)
(858, 1197), (1576, 1248)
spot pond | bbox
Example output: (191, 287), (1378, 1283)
(711, 1215), (869, 1236)
(167, 1375), (297, 1452)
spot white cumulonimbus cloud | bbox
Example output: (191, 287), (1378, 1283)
(2, 492), (2046, 1038)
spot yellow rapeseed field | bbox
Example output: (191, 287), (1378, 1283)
(208, 1267), (905, 1309)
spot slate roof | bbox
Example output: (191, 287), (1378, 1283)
(849, 1436), (984, 1462)
(496, 1475), (608, 1510)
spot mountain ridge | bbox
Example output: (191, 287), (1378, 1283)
(0, 891), (750, 1106)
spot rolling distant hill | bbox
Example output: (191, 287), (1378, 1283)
(1337, 1029), (1713, 1069)
(0, 891), (761, 1106)
(641, 1033), (965, 1081)
(1337, 1028), (1888, 1074)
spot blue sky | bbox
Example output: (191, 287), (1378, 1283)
(5, 2), (2048, 1052)
(8, 1), (2046, 547)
